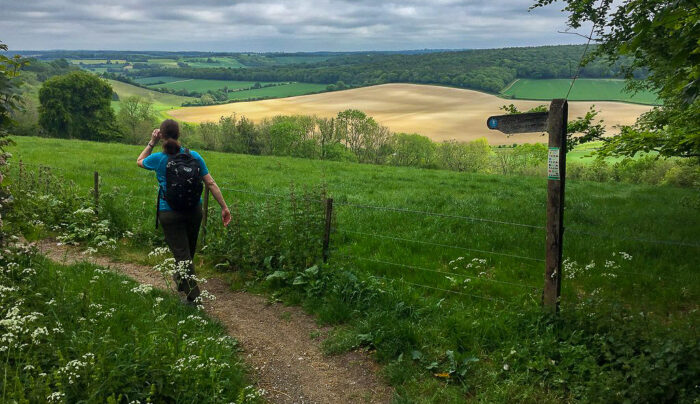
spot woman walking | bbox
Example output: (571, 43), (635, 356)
(137, 119), (231, 303)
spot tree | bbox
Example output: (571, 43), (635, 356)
(116, 96), (156, 144)
(437, 138), (492, 172)
(389, 133), (436, 167)
(0, 40), (29, 185)
(0, 41), (27, 141)
(531, 0), (699, 158)
(39, 71), (117, 141)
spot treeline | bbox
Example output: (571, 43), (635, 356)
(128, 45), (642, 94)
(20, 58), (78, 81)
(171, 111), (697, 187)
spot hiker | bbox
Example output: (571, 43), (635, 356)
(137, 119), (231, 303)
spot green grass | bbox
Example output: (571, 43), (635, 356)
(132, 75), (184, 85)
(0, 245), (256, 403)
(69, 59), (127, 65)
(146, 58), (180, 67)
(9, 136), (698, 311)
(141, 79), (326, 101)
(7, 136), (699, 402)
(183, 57), (247, 69)
(502, 78), (660, 105)
(149, 79), (273, 93)
(108, 79), (194, 118)
(225, 82), (327, 100)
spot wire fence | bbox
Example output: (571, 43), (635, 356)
(8, 161), (699, 305)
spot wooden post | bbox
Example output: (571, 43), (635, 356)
(322, 198), (333, 263)
(200, 187), (210, 246)
(93, 171), (99, 216)
(543, 99), (568, 313)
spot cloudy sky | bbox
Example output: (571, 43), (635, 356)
(1, 0), (586, 51)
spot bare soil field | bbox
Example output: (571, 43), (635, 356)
(169, 83), (653, 145)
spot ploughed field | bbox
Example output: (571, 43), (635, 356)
(169, 83), (653, 145)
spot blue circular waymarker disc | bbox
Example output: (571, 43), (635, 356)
(487, 117), (498, 129)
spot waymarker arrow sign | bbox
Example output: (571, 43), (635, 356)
(486, 112), (548, 134)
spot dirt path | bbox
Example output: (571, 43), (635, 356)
(36, 240), (392, 404)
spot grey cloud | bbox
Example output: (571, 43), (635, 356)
(0, 0), (585, 51)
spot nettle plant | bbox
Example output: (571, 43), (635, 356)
(205, 184), (328, 278)
(7, 166), (132, 248)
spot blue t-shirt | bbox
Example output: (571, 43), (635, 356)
(142, 147), (209, 211)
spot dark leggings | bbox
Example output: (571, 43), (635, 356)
(158, 205), (203, 301)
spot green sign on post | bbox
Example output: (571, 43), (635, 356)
(547, 147), (560, 180)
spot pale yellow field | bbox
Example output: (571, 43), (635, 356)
(169, 83), (653, 145)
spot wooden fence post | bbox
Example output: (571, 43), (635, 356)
(323, 197), (334, 263)
(543, 99), (568, 313)
(200, 187), (210, 246)
(93, 171), (99, 216)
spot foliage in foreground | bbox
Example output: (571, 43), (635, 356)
(532, 0), (699, 158)
(0, 240), (260, 404)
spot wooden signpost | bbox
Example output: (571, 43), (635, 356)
(487, 99), (568, 313)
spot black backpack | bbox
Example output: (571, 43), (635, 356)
(156, 149), (203, 227)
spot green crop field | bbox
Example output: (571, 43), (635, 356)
(108, 79), (193, 117)
(149, 78), (273, 93)
(502, 78), (660, 105)
(69, 59), (127, 65)
(182, 56), (246, 68)
(225, 82), (327, 100)
(132, 75), (184, 85)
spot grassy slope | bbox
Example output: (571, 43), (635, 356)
(133, 76), (184, 85)
(502, 78), (660, 105)
(108, 79), (194, 118)
(225, 82), (327, 100)
(150, 79), (272, 92)
(183, 57), (247, 69)
(145, 79), (326, 100)
(9, 136), (699, 402)
(9, 136), (698, 311)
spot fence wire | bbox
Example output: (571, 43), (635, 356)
(337, 229), (545, 263)
(334, 253), (539, 290)
(367, 274), (504, 302)
(335, 200), (544, 230)
(566, 228), (700, 248)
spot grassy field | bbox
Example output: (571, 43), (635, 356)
(132, 76), (326, 101)
(108, 79), (193, 118)
(8, 136), (699, 402)
(149, 78), (273, 93)
(9, 136), (698, 311)
(132, 75), (185, 85)
(183, 56), (247, 68)
(502, 78), (660, 105)
(170, 83), (652, 144)
(69, 59), (127, 65)
(224, 82), (327, 100)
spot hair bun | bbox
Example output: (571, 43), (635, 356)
(163, 138), (180, 155)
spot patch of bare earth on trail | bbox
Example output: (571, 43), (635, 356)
(36, 239), (392, 404)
